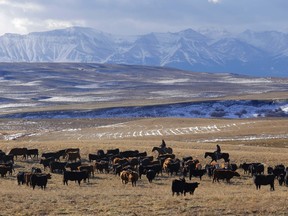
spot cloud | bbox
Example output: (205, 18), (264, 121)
(0, 0), (43, 12)
(0, 0), (287, 36)
(12, 18), (34, 33)
(44, 19), (86, 30)
(208, 0), (222, 3)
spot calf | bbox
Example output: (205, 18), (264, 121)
(0, 165), (10, 177)
(128, 171), (139, 187)
(146, 169), (156, 183)
(120, 170), (130, 184)
(183, 182), (200, 196)
(17, 171), (28, 185)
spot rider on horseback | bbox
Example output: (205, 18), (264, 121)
(160, 139), (166, 149)
(214, 144), (221, 160)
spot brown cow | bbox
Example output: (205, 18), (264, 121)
(95, 161), (109, 173)
(24, 172), (33, 186)
(128, 171), (139, 187)
(78, 164), (95, 177)
(120, 170), (130, 184)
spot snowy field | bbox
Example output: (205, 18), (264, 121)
(1, 99), (288, 119)
(0, 63), (287, 115)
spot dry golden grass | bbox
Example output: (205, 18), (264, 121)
(0, 117), (288, 215)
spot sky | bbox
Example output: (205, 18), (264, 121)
(0, 0), (287, 36)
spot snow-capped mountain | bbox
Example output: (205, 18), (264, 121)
(0, 26), (288, 77)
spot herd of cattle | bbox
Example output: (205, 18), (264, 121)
(0, 146), (288, 195)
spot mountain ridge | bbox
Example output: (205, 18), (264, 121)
(0, 26), (288, 77)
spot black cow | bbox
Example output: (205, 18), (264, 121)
(41, 152), (61, 161)
(272, 164), (285, 179)
(189, 169), (206, 180)
(63, 170), (89, 185)
(253, 174), (275, 191)
(213, 169), (240, 183)
(285, 169), (288, 186)
(106, 148), (120, 156)
(240, 162), (260, 174)
(183, 182), (200, 196)
(1, 154), (14, 164)
(278, 174), (285, 186)
(88, 153), (101, 162)
(167, 160), (181, 176)
(139, 157), (154, 166)
(136, 151), (147, 158)
(31, 167), (42, 173)
(30, 173), (51, 190)
(172, 178), (186, 196)
(120, 150), (139, 158)
(40, 157), (55, 170)
(50, 161), (67, 173)
(146, 169), (156, 183)
(27, 149), (39, 159)
(8, 148), (28, 160)
(250, 163), (264, 176)
(139, 164), (162, 179)
(17, 171), (28, 185)
(0, 164), (13, 177)
(66, 161), (82, 171)
(95, 161), (109, 173)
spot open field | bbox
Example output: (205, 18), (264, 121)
(0, 63), (287, 215)
(1, 117), (288, 216)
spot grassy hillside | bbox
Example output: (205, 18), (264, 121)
(0, 117), (288, 215)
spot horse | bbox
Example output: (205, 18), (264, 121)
(152, 146), (173, 155)
(204, 152), (229, 163)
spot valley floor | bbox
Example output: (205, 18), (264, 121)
(0, 117), (288, 215)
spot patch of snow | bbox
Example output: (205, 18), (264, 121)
(151, 78), (190, 84)
(199, 134), (288, 143)
(220, 76), (272, 84)
(74, 84), (100, 89)
(62, 128), (81, 132)
(3, 133), (26, 140)
(281, 104), (288, 112)
(39, 96), (119, 102)
(0, 103), (38, 109)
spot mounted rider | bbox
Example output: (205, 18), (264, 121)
(214, 144), (222, 160)
(160, 139), (167, 153)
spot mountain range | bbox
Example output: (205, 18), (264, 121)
(0, 27), (288, 77)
